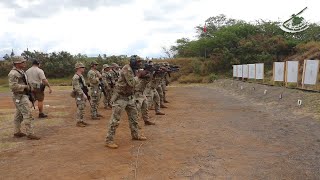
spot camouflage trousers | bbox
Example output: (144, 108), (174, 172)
(105, 95), (140, 142)
(103, 87), (112, 108)
(12, 94), (34, 135)
(145, 88), (161, 113)
(90, 86), (101, 118)
(156, 85), (165, 105)
(75, 95), (86, 123)
(161, 83), (167, 101)
(134, 92), (149, 123)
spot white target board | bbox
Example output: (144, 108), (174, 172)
(255, 63), (264, 80)
(286, 61), (299, 83)
(302, 60), (319, 85)
(242, 64), (248, 78)
(237, 65), (243, 78)
(273, 62), (285, 82)
(248, 64), (255, 79)
(233, 65), (237, 77)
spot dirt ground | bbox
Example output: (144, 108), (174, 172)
(0, 81), (320, 180)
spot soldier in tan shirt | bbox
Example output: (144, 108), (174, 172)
(26, 59), (52, 118)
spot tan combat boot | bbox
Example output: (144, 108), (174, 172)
(144, 120), (155, 125)
(97, 114), (104, 117)
(76, 122), (86, 127)
(13, 132), (26, 138)
(81, 121), (89, 126)
(160, 104), (168, 108)
(27, 134), (41, 140)
(105, 142), (118, 149)
(91, 117), (100, 120)
(155, 111), (165, 115)
(132, 135), (147, 141)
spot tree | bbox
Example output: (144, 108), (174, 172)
(10, 49), (15, 57)
(162, 46), (176, 58)
(3, 54), (10, 60)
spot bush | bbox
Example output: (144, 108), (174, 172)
(208, 73), (218, 82)
(178, 73), (203, 83)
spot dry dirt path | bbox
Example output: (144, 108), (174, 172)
(0, 85), (320, 179)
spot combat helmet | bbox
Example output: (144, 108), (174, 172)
(12, 56), (26, 64)
(91, 61), (99, 66)
(75, 62), (85, 69)
(103, 64), (110, 69)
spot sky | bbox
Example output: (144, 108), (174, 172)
(0, 0), (318, 59)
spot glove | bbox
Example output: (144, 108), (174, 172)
(24, 85), (30, 91)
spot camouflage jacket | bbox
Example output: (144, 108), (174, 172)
(114, 64), (137, 95)
(149, 74), (162, 89)
(87, 69), (101, 87)
(72, 73), (86, 96)
(8, 67), (28, 94)
(134, 76), (151, 93)
(110, 69), (120, 82)
(101, 70), (113, 89)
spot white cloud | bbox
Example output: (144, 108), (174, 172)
(0, 0), (319, 59)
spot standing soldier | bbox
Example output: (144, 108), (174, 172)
(162, 62), (170, 103)
(145, 69), (166, 115)
(101, 64), (113, 109)
(134, 67), (155, 126)
(110, 63), (120, 82)
(8, 56), (40, 140)
(105, 55), (147, 149)
(87, 61), (103, 120)
(72, 62), (89, 127)
(26, 59), (53, 118)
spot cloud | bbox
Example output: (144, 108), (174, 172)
(1, 0), (134, 20)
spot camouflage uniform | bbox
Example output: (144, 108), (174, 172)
(145, 74), (163, 113)
(8, 57), (36, 137)
(101, 64), (113, 108)
(161, 72), (169, 102)
(87, 67), (101, 118)
(105, 64), (146, 148)
(134, 75), (153, 125)
(72, 63), (88, 125)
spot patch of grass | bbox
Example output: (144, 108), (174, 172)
(0, 86), (9, 93)
(0, 114), (12, 127)
(0, 141), (22, 152)
(0, 78), (8, 86)
(49, 111), (70, 117)
(53, 86), (72, 91)
(36, 118), (65, 126)
(178, 73), (204, 84)
(49, 78), (72, 86)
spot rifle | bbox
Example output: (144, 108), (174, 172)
(78, 75), (91, 106)
(106, 75), (115, 88)
(15, 70), (35, 109)
(98, 79), (108, 98)
(112, 69), (119, 81)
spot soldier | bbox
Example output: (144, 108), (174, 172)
(145, 67), (166, 115)
(8, 56), (40, 140)
(162, 62), (170, 103)
(134, 65), (155, 126)
(72, 62), (89, 127)
(101, 64), (113, 109)
(26, 59), (52, 118)
(105, 55), (147, 149)
(110, 63), (120, 82)
(87, 61), (103, 120)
